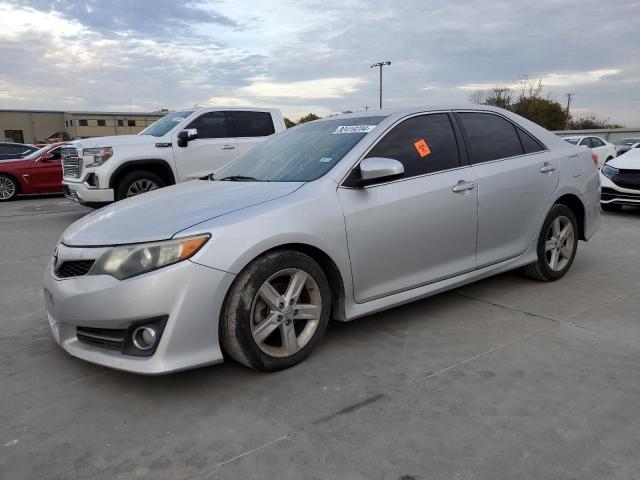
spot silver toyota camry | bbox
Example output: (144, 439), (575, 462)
(43, 106), (601, 374)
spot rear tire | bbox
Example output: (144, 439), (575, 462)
(0, 174), (19, 201)
(115, 170), (165, 201)
(601, 203), (622, 212)
(220, 250), (331, 371)
(523, 204), (578, 282)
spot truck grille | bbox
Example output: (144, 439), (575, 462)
(56, 260), (95, 278)
(61, 148), (82, 178)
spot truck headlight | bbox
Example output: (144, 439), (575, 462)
(84, 147), (113, 167)
(601, 164), (619, 179)
(89, 234), (210, 280)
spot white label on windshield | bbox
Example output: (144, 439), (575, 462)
(332, 125), (376, 134)
(172, 117), (185, 122)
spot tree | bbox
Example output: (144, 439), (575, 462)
(569, 113), (610, 130)
(284, 117), (296, 129)
(470, 88), (512, 109)
(297, 113), (321, 124)
(511, 96), (566, 130)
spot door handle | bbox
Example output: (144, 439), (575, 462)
(221, 145), (235, 150)
(540, 163), (556, 173)
(452, 180), (475, 193)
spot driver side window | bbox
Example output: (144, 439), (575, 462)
(187, 111), (232, 139)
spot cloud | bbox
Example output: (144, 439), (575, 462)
(238, 76), (366, 99)
(457, 69), (622, 90)
(1, 0), (639, 125)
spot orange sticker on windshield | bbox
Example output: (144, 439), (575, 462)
(414, 139), (431, 157)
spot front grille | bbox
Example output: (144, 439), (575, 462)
(77, 326), (126, 351)
(61, 148), (81, 178)
(601, 187), (640, 202)
(56, 260), (95, 278)
(609, 169), (640, 190)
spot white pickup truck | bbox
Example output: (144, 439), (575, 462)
(61, 107), (286, 207)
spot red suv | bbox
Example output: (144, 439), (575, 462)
(0, 143), (65, 201)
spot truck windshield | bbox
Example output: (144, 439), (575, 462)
(139, 110), (194, 137)
(213, 116), (386, 182)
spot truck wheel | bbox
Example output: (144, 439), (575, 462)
(115, 171), (165, 201)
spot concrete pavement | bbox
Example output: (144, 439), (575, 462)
(1, 195), (639, 480)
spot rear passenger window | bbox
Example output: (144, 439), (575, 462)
(590, 137), (605, 147)
(579, 137), (592, 148)
(457, 112), (523, 163)
(516, 127), (545, 154)
(231, 111), (275, 137)
(364, 113), (460, 179)
(187, 111), (232, 139)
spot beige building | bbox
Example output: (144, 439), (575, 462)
(0, 109), (170, 144)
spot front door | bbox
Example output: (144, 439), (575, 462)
(172, 111), (238, 181)
(338, 113), (478, 303)
(455, 111), (559, 268)
(29, 147), (63, 192)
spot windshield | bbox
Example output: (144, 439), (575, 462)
(23, 145), (52, 160)
(564, 138), (580, 145)
(139, 110), (194, 137)
(213, 116), (386, 182)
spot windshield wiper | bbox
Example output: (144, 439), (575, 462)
(219, 175), (259, 182)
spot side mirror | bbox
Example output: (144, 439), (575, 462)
(357, 157), (404, 185)
(177, 128), (198, 147)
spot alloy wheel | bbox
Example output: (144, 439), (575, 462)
(250, 268), (322, 358)
(545, 215), (574, 271)
(126, 179), (159, 197)
(0, 176), (16, 200)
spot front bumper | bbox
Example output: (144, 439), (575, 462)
(63, 181), (114, 205)
(599, 174), (640, 206)
(43, 256), (235, 374)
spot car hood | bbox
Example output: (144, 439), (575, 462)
(67, 135), (156, 150)
(608, 150), (640, 170)
(62, 180), (304, 246)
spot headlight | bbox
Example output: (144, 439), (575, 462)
(601, 164), (619, 179)
(89, 234), (210, 280)
(84, 147), (113, 167)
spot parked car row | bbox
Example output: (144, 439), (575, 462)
(43, 106), (602, 374)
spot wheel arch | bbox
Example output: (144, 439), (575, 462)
(109, 159), (176, 190)
(553, 193), (586, 240)
(234, 242), (347, 322)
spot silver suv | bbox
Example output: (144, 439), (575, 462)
(43, 106), (600, 374)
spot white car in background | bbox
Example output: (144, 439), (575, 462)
(600, 148), (640, 211)
(563, 135), (616, 168)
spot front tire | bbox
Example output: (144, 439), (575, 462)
(0, 174), (19, 201)
(220, 250), (331, 371)
(523, 204), (578, 282)
(115, 170), (165, 201)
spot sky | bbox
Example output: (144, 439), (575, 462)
(1, 0), (639, 125)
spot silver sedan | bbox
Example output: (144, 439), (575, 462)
(43, 106), (601, 374)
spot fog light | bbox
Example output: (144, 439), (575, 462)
(132, 326), (156, 350)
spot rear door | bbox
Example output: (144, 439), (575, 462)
(455, 111), (558, 268)
(231, 111), (277, 157)
(338, 112), (478, 303)
(172, 110), (238, 180)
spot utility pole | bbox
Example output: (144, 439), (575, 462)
(565, 93), (574, 130)
(370, 61), (391, 109)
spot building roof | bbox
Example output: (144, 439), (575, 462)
(0, 109), (168, 116)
